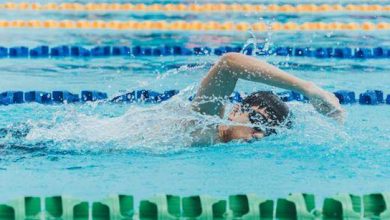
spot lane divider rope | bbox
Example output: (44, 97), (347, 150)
(0, 3), (389, 13)
(1, 89), (389, 106)
(0, 193), (389, 219)
(1, 45), (389, 59)
(0, 20), (389, 31)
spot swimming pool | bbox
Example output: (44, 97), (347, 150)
(0, 0), (389, 214)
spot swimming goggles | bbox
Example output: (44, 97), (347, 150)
(239, 105), (277, 136)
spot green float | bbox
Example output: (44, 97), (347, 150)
(322, 193), (361, 219)
(1, 193), (390, 219)
(228, 194), (273, 220)
(139, 195), (181, 220)
(275, 193), (319, 219)
(0, 197), (40, 220)
(182, 195), (226, 220)
(46, 196), (89, 220)
(363, 193), (390, 219)
(92, 195), (134, 220)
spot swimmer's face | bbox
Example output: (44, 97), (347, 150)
(218, 125), (265, 142)
(224, 104), (270, 141)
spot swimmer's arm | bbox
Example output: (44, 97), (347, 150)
(192, 52), (344, 119)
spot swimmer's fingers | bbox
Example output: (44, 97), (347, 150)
(252, 132), (265, 139)
(326, 107), (346, 124)
(320, 98), (345, 122)
(309, 91), (345, 122)
(310, 98), (336, 114)
(325, 93), (346, 123)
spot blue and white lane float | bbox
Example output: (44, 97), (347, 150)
(1, 90), (389, 106)
(0, 45), (389, 59)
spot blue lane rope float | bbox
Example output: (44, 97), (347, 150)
(0, 45), (389, 59)
(0, 89), (389, 106)
(0, 193), (389, 219)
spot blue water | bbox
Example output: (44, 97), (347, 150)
(0, 0), (389, 203)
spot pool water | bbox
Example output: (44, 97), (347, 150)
(0, 0), (389, 203)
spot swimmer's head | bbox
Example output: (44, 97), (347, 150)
(223, 91), (291, 142)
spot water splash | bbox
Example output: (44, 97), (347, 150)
(13, 87), (224, 153)
(0, 92), (350, 156)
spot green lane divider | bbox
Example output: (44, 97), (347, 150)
(0, 197), (41, 220)
(0, 204), (14, 220)
(46, 196), (61, 218)
(182, 195), (226, 220)
(228, 194), (273, 220)
(363, 193), (390, 219)
(139, 195), (181, 220)
(1, 193), (390, 219)
(92, 195), (134, 220)
(45, 196), (88, 219)
(276, 193), (319, 219)
(322, 193), (361, 219)
(73, 202), (89, 220)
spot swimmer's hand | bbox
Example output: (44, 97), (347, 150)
(305, 83), (345, 122)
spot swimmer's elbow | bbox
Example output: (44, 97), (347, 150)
(218, 52), (254, 79)
(220, 52), (243, 65)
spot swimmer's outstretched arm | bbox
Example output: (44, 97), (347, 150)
(192, 52), (344, 120)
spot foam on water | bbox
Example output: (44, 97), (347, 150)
(0, 87), (219, 153)
(0, 88), (351, 156)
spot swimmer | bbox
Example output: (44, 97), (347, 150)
(192, 52), (345, 142)
(0, 52), (344, 147)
